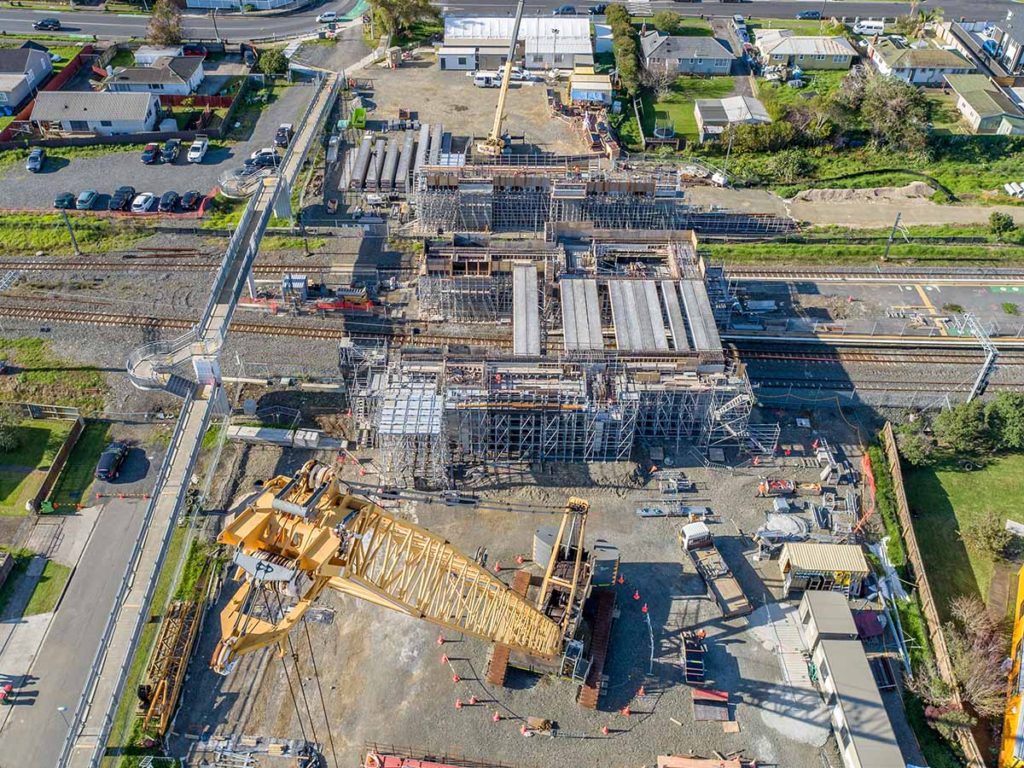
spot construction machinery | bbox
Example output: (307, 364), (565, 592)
(212, 461), (617, 704)
(475, 0), (526, 156)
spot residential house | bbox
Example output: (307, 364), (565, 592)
(693, 95), (770, 143)
(32, 91), (159, 135)
(990, 8), (1024, 75)
(945, 73), (1024, 134)
(0, 48), (52, 111)
(757, 29), (857, 70)
(639, 31), (734, 75)
(104, 56), (205, 96)
(798, 592), (905, 768)
(442, 16), (593, 70)
(133, 45), (184, 66)
(868, 38), (974, 85)
(778, 542), (869, 597)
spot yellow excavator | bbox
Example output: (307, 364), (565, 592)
(475, 0), (526, 156)
(212, 460), (612, 688)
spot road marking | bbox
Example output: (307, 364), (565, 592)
(915, 283), (949, 336)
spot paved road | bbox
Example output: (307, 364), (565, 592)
(0, 79), (314, 210)
(0, 445), (159, 768)
(0, 0), (1012, 43)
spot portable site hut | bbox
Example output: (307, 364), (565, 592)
(778, 542), (868, 598)
(569, 69), (613, 105)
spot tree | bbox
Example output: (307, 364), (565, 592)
(147, 0), (183, 46)
(651, 10), (682, 35)
(764, 149), (812, 183)
(613, 32), (640, 94)
(961, 509), (1014, 560)
(604, 4), (630, 29)
(933, 400), (991, 454)
(370, 0), (438, 37)
(0, 405), (20, 454)
(945, 596), (1008, 718)
(990, 211), (1017, 240)
(641, 66), (676, 101)
(859, 73), (930, 151)
(897, 428), (935, 466)
(987, 392), (1024, 450)
(256, 48), (288, 76)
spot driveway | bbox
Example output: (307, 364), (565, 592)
(0, 80), (314, 211)
(710, 18), (755, 97)
(0, 438), (165, 768)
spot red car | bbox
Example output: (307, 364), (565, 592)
(182, 43), (208, 58)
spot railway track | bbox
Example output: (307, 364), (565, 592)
(0, 259), (349, 275)
(0, 304), (514, 349)
(725, 267), (1024, 282)
(753, 377), (1019, 393)
(730, 348), (1024, 366)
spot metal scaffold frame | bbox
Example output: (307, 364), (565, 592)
(418, 274), (515, 321)
(376, 379), (450, 489)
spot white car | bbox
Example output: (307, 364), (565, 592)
(187, 136), (208, 163)
(497, 66), (533, 82)
(316, 11), (337, 23)
(131, 192), (156, 213)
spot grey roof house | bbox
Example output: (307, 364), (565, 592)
(32, 91), (160, 136)
(694, 95), (770, 143)
(104, 56), (205, 97)
(0, 48), (52, 111)
(640, 31), (734, 75)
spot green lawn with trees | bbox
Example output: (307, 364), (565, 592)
(0, 415), (74, 516)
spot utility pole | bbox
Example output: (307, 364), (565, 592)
(60, 209), (80, 256)
(210, 9), (221, 43)
(883, 211), (909, 261)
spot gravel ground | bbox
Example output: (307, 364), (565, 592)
(167, 407), (925, 768)
(362, 54), (584, 155)
(0, 81), (315, 210)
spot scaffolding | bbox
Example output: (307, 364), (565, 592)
(377, 381), (450, 489)
(418, 275), (514, 321)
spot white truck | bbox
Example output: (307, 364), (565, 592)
(187, 135), (209, 163)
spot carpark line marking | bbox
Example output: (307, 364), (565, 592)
(915, 283), (948, 336)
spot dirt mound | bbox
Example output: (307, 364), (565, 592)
(793, 181), (934, 203)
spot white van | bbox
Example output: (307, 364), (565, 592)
(473, 71), (500, 87)
(316, 11), (337, 23)
(852, 19), (885, 36)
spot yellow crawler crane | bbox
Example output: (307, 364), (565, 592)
(212, 460), (590, 675)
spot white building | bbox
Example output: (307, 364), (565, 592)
(868, 38), (974, 85)
(104, 56), (204, 96)
(32, 91), (160, 135)
(133, 45), (185, 67)
(694, 95), (771, 143)
(799, 592), (905, 768)
(442, 15), (594, 70)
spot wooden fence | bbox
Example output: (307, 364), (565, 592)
(28, 416), (84, 513)
(881, 422), (986, 768)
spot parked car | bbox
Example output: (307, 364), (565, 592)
(180, 190), (204, 211)
(94, 441), (129, 481)
(497, 65), (533, 82)
(182, 43), (208, 58)
(75, 189), (98, 210)
(158, 191), (180, 212)
(108, 186), (136, 211)
(796, 10), (821, 20)
(161, 138), (181, 163)
(131, 192), (157, 213)
(53, 192), (75, 209)
(553, 4), (577, 15)
(33, 17), (61, 30)
(187, 135), (209, 163)
(275, 123), (294, 148)
(244, 147), (280, 170)
(141, 142), (160, 164)
(25, 148), (45, 173)
(588, 4), (607, 14)
(316, 10), (337, 23)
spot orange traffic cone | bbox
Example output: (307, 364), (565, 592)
(621, 705), (631, 717)
(455, 698), (463, 710)
(633, 589), (640, 601)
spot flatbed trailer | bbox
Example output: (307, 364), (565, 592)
(680, 522), (752, 619)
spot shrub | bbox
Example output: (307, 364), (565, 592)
(0, 405), (20, 453)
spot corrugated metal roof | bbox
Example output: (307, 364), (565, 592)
(640, 31), (734, 61)
(758, 30), (857, 57)
(561, 277), (603, 351)
(801, 591), (858, 637)
(781, 543), (869, 574)
(513, 262), (541, 356)
(444, 15), (593, 55)
(609, 279), (669, 352)
(32, 91), (158, 123)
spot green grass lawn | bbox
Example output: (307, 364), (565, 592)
(925, 89), (964, 136)
(49, 420), (109, 510)
(643, 75), (735, 142)
(24, 559), (70, 614)
(0, 419), (74, 516)
(0, 211), (148, 255)
(662, 17), (714, 37)
(0, 337), (105, 411)
(758, 70), (849, 112)
(107, 48), (135, 69)
(904, 453), (1024, 622)
(48, 45), (83, 73)
(748, 17), (842, 39)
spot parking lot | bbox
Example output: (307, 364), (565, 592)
(0, 79), (314, 212)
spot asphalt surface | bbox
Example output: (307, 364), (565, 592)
(0, 443), (162, 768)
(0, 79), (314, 210)
(0, 0), (1012, 43)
